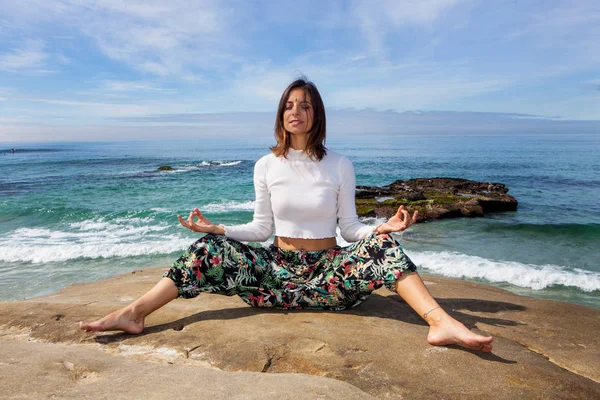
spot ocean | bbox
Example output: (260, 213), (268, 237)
(1, 133), (599, 309)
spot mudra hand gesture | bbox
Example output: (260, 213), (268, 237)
(178, 208), (219, 234)
(374, 205), (418, 234)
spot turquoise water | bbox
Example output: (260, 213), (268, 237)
(1, 133), (599, 309)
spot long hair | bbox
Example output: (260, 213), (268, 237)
(270, 78), (327, 161)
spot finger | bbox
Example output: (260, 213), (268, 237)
(196, 210), (210, 224)
(395, 205), (405, 218)
(187, 211), (194, 225)
(401, 209), (410, 223)
(179, 214), (196, 232)
(196, 208), (211, 224)
(412, 210), (419, 222)
(177, 215), (190, 229)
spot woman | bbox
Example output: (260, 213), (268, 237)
(81, 78), (493, 353)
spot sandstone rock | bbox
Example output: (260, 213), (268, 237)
(0, 268), (598, 399)
(0, 341), (372, 400)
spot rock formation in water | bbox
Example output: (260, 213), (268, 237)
(356, 177), (518, 221)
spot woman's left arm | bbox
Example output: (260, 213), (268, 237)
(337, 156), (419, 240)
(337, 157), (379, 242)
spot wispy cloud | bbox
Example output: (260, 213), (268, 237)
(2, 0), (238, 78)
(4, 109), (600, 142)
(329, 79), (510, 110)
(350, 0), (464, 58)
(99, 80), (176, 93)
(71, 0), (236, 79)
(0, 39), (50, 72)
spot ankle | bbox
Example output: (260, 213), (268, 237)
(124, 304), (145, 321)
(423, 307), (446, 326)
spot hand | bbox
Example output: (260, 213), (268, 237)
(177, 208), (218, 234)
(374, 205), (418, 234)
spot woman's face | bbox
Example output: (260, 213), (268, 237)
(283, 88), (314, 136)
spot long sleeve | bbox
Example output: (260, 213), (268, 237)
(223, 157), (273, 242)
(337, 156), (374, 242)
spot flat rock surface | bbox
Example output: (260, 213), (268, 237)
(1, 268), (598, 399)
(0, 341), (371, 400)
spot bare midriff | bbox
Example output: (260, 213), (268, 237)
(273, 236), (337, 252)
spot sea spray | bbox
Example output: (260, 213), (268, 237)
(410, 250), (600, 292)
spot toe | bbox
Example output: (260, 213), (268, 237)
(480, 335), (493, 344)
(481, 343), (493, 352)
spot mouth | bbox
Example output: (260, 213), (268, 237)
(289, 120), (303, 125)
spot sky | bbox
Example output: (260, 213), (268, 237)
(1, 0), (599, 142)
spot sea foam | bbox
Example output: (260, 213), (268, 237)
(152, 160), (244, 174)
(4, 215), (598, 293)
(410, 250), (600, 292)
(202, 200), (255, 213)
(0, 217), (190, 263)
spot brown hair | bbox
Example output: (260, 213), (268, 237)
(270, 78), (327, 161)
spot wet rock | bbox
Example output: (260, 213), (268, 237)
(356, 177), (518, 220)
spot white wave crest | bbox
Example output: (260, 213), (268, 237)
(150, 207), (173, 213)
(196, 160), (242, 168)
(202, 201), (255, 213)
(156, 161), (243, 174)
(410, 250), (600, 292)
(0, 217), (190, 263)
(216, 161), (242, 167)
(69, 217), (155, 231)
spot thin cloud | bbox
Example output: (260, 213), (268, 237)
(0, 39), (49, 72)
(3, 109), (600, 142)
(584, 78), (600, 91)
(329, 79), (510, 110)
(99, 80), (176, 93)
(350, 0), (464, 58)
(74, 0), (236, 77)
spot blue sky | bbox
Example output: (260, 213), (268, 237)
(1, 0), (599, 142)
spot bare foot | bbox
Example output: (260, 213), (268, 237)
(79, 307), (144, 334)
(427, 313), (493, 353)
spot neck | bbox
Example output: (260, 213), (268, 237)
(289, 135), (308, 151)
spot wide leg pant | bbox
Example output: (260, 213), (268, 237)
(163, 233), (417, 310)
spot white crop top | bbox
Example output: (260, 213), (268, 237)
(223, 148), (374, 242)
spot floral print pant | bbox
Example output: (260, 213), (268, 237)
(163, 233), (417, 310)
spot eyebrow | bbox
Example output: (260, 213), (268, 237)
(286, 100), (312, 104)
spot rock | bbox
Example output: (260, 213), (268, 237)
(356, 178), (518, 221)
(156, 165), (173, 171)
(1, 268), (598, 399)
(0, 341), (371, 400)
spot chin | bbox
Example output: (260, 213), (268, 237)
(288, 130), (309, 136)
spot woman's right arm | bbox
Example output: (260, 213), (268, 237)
(178, 157), (273, 241)
(220, 157), (273, 242)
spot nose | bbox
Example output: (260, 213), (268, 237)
(291, 103), (300, 115)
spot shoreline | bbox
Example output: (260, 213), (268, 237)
(1, 266), (599, 398)
(2, 263), (598, 312)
